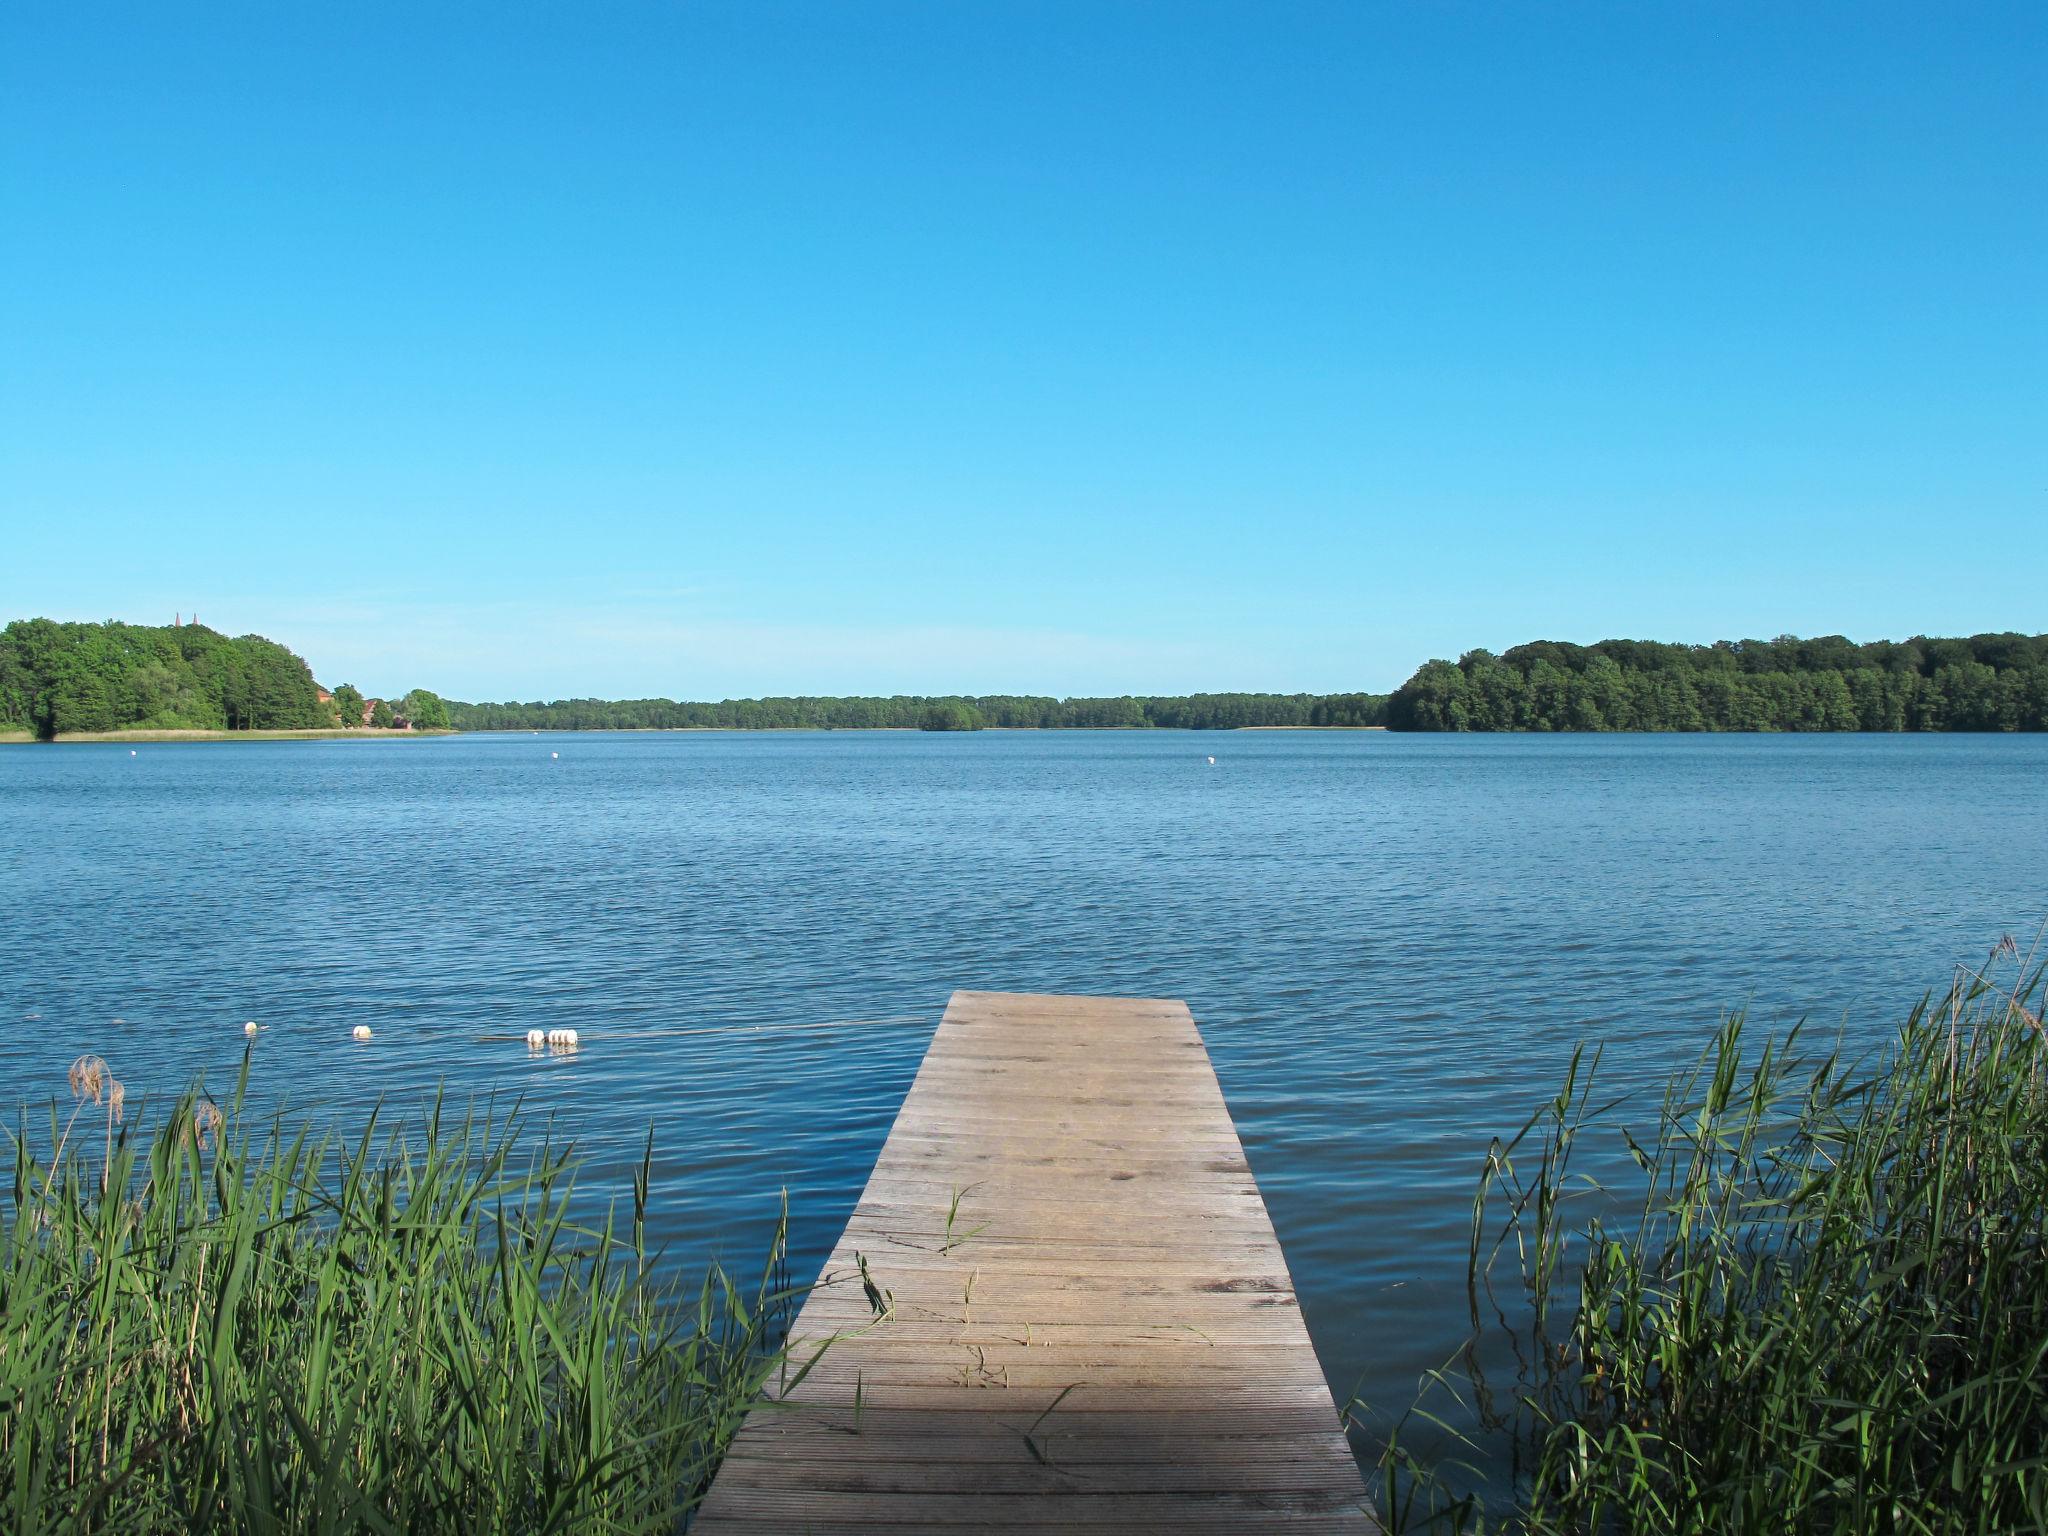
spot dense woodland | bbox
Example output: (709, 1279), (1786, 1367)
(444, 691), (1390, 732)
(22, 619), (2048, 739)
(0, 619), (447, 738)
(1387, 634), (2048, 731)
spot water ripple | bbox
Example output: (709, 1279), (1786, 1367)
(2, 730), (2044, 1437)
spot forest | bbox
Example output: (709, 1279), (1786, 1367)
(28, 618), (2048, 739)
(1386, 633), (2048, 731)
(0, 619), (446, 738)
(444, 691), (1390, 732)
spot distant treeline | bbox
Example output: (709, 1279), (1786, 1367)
(446, 691), (1390, 732)
(0, 619), (445, 738)
(39, 616), (2048, 738)
(1388, 634), (2048, 732)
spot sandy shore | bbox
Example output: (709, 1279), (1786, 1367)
(6, 728), (455, 744)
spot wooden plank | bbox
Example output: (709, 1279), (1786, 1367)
(694, 991), (1376, 1533)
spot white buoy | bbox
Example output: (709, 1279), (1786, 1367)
(1207, 756), (1216, 765)
(351, 1024), (373, 1041)
(550, 751), (559, 759)
(244, 1020), (258, 1036)
(525, 1028), (546, 1047)
(130, 750), (137, 757)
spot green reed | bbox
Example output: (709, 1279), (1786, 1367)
(1375, 941), (2048, 1533)
(1, 1055), (797, 1534)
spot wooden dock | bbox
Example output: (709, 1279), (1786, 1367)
(693, 990), (1376, 1533)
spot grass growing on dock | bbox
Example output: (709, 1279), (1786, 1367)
(1377, 943), (2048, 1532)
(1, 1058), (795, 1534)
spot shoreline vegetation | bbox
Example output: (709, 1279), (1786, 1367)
(9, 953), (2040, 1529)
(1373, 942), (2048, 1532)
(0, 619), (448, 742)
(449, 690), (1392, 732)
(440, 630), (2048, 734)
(10, 618), (2048, 740)
(1387, 632), (2048, 732)
(3, 1062), (795, 1534)
(20, 727), (456, 744)
(8, 723), (1377, 742)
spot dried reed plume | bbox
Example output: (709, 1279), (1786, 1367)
(67, 1053), (125, 1119)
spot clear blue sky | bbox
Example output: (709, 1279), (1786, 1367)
(3, 4), (2041, 700)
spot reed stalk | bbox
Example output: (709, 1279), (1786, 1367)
(1373, 940), (2048, 1533)
(0, 1057), (796, 1534)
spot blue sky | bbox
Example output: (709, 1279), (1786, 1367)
(2, 3), (2041, 699)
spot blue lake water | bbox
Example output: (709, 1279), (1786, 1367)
(3, 729), (2045, 1471)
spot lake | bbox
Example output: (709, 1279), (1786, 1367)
(4, 729), (2044, 1472)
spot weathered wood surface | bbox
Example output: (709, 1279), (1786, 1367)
(693, 990), (1376, 1533)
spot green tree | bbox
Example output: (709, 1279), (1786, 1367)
(1524, 659), (1572, 730)
(1466, 654), (1529, 730)
(369, 698), (395, 729)
(331, 684), (365, 728)
(399, 689), (451, 730)
(918, 700), (984, 732)
(1577, 653), (1631, 729)
(1809, 671), (1858, 730)
(1384, 661), (1463, 730)
(50, 666), (118, 735)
